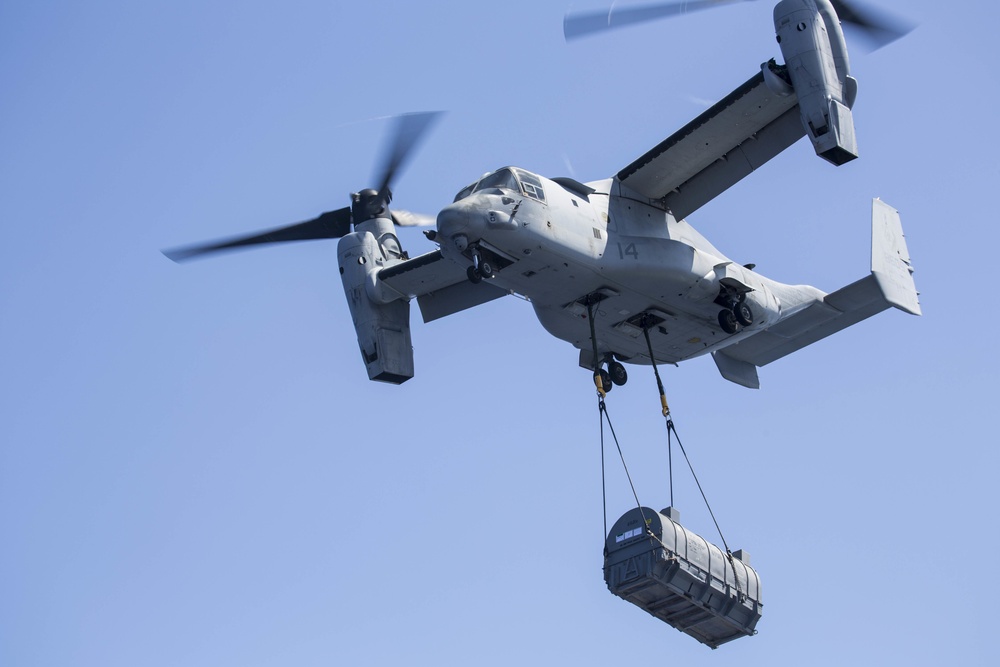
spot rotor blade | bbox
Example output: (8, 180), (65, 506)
(564, 0), (747, 40)
(162, 207), (351, 262)
(564, 0), (913, 47)
(374, 111), (444, 207)
(830, 0), (914, 49)
(390, 209), (436, 227)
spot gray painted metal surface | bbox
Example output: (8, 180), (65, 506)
(618, 61), (802, 221)
(166, 2), (921, 390)
(338, 222), (414, 384)
(604, 507), (762, 649)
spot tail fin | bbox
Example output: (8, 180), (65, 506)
(871, 199), (921, 315)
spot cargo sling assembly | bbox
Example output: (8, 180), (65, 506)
(586, 303), (763, 648)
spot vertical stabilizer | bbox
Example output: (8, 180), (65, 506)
(871, 199), (921, 315)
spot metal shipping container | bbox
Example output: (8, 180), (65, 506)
(604, 506), (762, 648)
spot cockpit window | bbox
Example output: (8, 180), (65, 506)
(475, 168), (520, 193)
(514, 169), (545, 202)
(452, 167), (547, 203)
(453, 183), (476, 202)
(453, 169), (518, 202)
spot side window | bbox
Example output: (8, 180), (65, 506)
(515, 170), (545, 202)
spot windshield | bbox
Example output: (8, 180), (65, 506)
(453, 182), (477, 202)
(475, 168), (520, 193)
(452, 167), (546, 203)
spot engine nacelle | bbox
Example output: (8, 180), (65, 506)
(338, 226), (414, 384)
(774, 0), (859, 165)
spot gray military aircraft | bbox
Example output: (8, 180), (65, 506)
(165, 0), (919, 390)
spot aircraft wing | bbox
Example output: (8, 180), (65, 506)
(377, 249), (508, 322)
(618, 61), (803, 221)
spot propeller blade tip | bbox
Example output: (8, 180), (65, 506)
(162, 247), (194, 263)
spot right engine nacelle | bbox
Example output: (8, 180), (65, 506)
(338, 228), (414, 384)
(774, 0), (859, 166)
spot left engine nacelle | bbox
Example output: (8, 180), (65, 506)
(774, 0), (858, 166)
(338, 230), (414, 384)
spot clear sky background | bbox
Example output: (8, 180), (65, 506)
(2, 1), (997, 665)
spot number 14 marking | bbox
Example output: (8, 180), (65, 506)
(617, 242), (639, 260)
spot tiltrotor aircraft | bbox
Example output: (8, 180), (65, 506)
(165, 0), (920, 390)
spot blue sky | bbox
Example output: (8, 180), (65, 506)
(2, 1), (997, 665)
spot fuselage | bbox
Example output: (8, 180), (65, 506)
(435, 167), (821, 367)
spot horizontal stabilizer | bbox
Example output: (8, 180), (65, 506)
(721, 275), (889, 367)
(715, 199), (920, 381)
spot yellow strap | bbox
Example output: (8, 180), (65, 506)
(594, 373), (606, 398)
(660, 393), (670, 417)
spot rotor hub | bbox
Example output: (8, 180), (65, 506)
(352, 188), (389, 224)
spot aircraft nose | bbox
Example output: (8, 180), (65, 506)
(436, 201), (474, 238)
